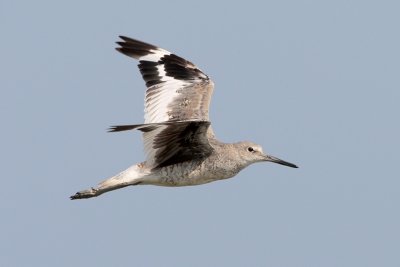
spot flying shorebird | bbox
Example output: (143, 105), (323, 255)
(70, 36), (298, 200)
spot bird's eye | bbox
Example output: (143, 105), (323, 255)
(247, 147), (254, 152)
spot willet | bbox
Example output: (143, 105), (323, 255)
(70, 36), (298, 200)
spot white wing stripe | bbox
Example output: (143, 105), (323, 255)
(142, 124), (168, 166)
(116, 36), (215, 167)
(144, 81), (190, 124)
(139, 49), (170, 62)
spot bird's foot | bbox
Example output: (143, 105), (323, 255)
(70, 187), (99, 200)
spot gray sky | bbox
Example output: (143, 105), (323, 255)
(1, 0), (399, 266)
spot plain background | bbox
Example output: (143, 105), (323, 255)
(1, 1), (399, 266)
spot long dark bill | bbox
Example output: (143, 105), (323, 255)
(264, 155), (298, 168)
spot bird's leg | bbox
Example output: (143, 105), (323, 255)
(70, 163), (147, 200)
(70, 180), (142, 200)
(70, 187), (101, 200)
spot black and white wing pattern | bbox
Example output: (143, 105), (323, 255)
(110, 121), (213, 169)
(112, 36), (215, 168)
(116, 36), (214, 124)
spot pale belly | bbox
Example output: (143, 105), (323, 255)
(145, 161), (240, 187)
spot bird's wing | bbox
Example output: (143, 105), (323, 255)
(114, 36), (216, 168)
(109, 121), (213, 168)
(116, 36), (214, 124)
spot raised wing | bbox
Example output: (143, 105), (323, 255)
(114, 36), (216, 168)
(109, 121), (213, 169)
(116, 36), (214, 123)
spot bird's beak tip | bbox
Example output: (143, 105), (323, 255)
(263, 154), (298, 168)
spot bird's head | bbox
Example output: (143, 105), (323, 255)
(236, 141), (298, 168)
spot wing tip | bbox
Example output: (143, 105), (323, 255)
(115, 35), (159, 58)
(108, 125), (136, 132)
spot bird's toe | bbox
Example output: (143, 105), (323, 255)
(70, 187), (98, 200)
